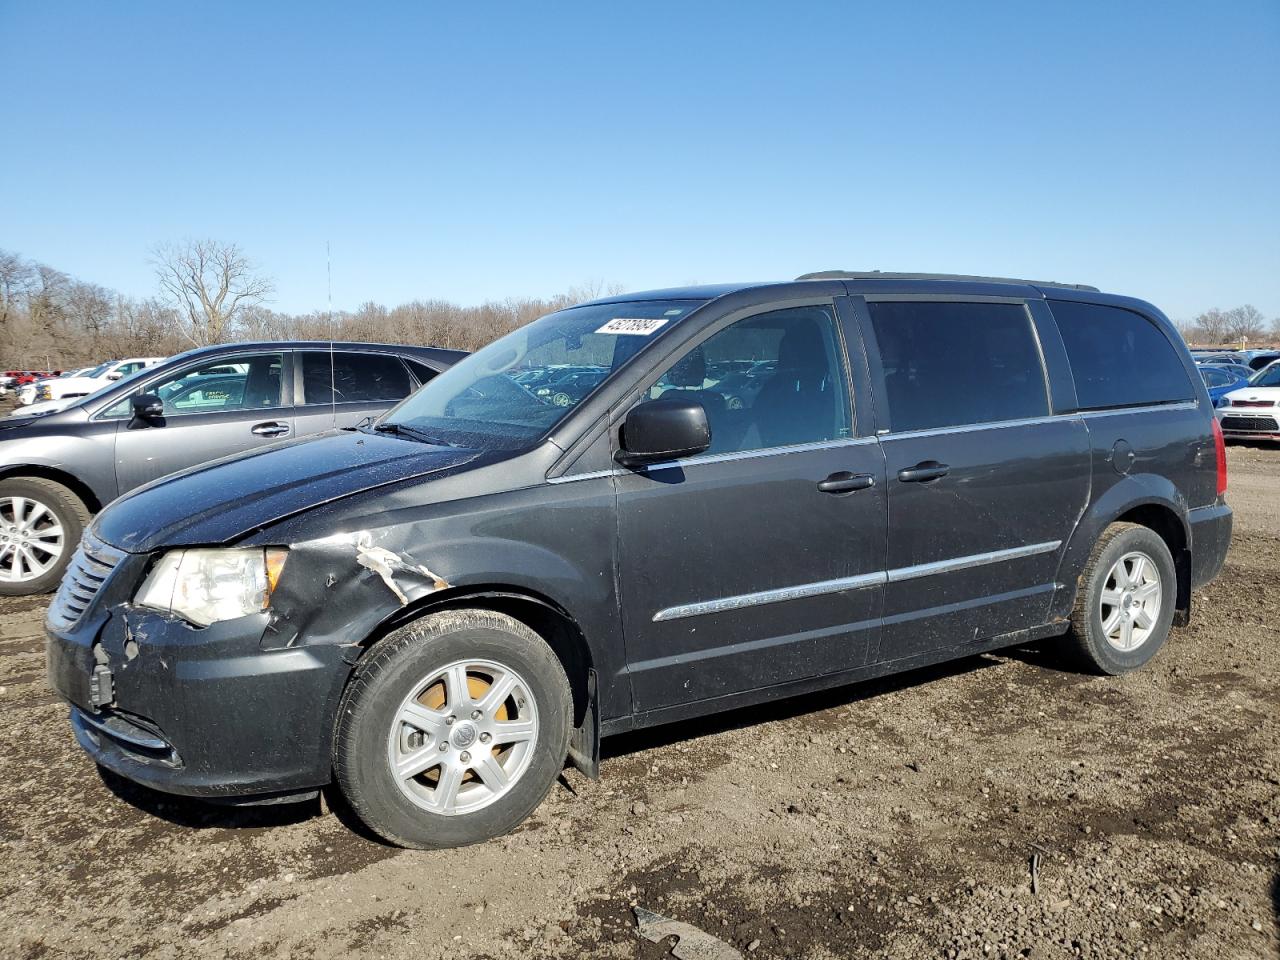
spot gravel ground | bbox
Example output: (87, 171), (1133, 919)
(0, 445), (1276, 960)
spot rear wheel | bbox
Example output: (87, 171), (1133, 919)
(0, 477), (89, 596)
(334, 609), (572, 849)
(1068, 522), (1176, 674)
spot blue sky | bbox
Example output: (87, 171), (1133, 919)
(2, 1), (1277, 322)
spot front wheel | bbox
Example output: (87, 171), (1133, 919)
(334, 609), (572, 849)
(0, 477), (89, 596)
(1068, 522), (1177, 675)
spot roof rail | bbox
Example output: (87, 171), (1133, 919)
(795, 270), (1100, 293)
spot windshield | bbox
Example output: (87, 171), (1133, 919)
(82, 362), (112, 378)
(1249, 362), (1280, 388)
(380, 299), (702, 450)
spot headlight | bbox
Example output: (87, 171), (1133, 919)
(135, 548), (288, 626)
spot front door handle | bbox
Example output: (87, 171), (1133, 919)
(251, 421), (290, 438)
(897, 461), (950, 483)
(817, 471), (876, 494)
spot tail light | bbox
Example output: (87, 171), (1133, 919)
(1211, 417), (1227, 497)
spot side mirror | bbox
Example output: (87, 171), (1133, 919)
(131, 393), (164, 421)
(615, 397), (711, 467)
(106, 371), (123, 381)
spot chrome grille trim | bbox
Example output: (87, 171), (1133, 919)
(47, 532), (126, 631)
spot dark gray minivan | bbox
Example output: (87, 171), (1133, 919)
(0, 341), (463, 595)
(46, 274), (1232, 849)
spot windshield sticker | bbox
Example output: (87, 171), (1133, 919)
(596, 317), (669, 336)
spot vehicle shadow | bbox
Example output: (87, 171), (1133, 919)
(600, 651), (1006, 762)
(998, 636), (1088, 675)
(97, 765), (322, 831)
(1273, 869), (1279, 934)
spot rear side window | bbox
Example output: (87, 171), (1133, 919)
(301, 351), (414, 404)
(868, 301), (1049, 432)
(1050, 301), (1194, 410)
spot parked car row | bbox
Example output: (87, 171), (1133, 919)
(39, 272), (1230, 850)
(10, 357), (166, 411)
(0, 341), (464, 593)
(1190, 348), (1280, 371)
(0, 370), (61, 395)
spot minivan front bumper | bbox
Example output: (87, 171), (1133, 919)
(46, 603), (349, 800)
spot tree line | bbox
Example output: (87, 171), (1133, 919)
(0, 240), (621, 369)
(1, 239), (1275, 369)
(1175, 304), (1280, 349)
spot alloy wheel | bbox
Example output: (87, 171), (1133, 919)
(387, 658), (539, 816)
(0, 496), (65, 583)
(1099, 550), (1162, 652)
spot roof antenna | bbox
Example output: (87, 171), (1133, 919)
(327, 240), (336, 422)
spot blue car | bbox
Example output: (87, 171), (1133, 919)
(1199, 364), (1250, 406)
(1202, 361), (1256, 380)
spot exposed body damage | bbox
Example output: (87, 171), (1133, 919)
(354, 532), (449, 604)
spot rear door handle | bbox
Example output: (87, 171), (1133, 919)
(817, 471), (876, 494)
(897, 461), (950, 483)
(251, 421), (290, 437)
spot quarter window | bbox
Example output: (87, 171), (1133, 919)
(868, 301), (1049, 432)
(301, 351), (414, 405)
(1050, 301), (1194, 410)
(404, 358), (440, 386)
(648, 305), (851, 455)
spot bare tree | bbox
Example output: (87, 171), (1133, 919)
(1193, 308), (1230, 344)
(1222, 304), (1265, 344)
(153, 239), (274, 346)
(0, 249), (34, 332)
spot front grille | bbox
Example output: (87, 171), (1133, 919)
(48, 532), (126, 631)
(1231, 400), (1275, 408)
(1221, 415), (1279, 433)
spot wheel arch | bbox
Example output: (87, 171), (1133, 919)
(356, 584), (597, 731)
(1053, 478), (1192, 626)
(0, 465), (102, 514)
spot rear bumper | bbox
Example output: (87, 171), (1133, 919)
(1188, 501), (1232, 590)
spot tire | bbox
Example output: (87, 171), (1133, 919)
(0, 477), (89, 596)
(1068, 522), (1177, 675)
(334, 609), (572, 849)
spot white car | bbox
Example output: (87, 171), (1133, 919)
(24, 357), (164, 405)
(1216, 360), (1280, 440)
(17, 367), (95, 405)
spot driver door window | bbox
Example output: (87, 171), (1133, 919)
(648, 305), (852, 455)
(102, 354), (284, 418)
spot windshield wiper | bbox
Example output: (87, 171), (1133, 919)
(371, 422), (456, 447)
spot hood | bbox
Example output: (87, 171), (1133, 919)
(94, 431), (481, 552)
(1222, 386), (1280, 404)
(48, 375), (106, 391)
(6, 398), (77, 419)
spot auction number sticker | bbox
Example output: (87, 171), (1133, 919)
(596, 317), (669, 336)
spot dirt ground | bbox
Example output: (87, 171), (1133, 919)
(0, 446), (1276, 960)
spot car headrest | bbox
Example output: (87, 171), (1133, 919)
(667, 348), (707, 387)
(777, 320), (826, 372)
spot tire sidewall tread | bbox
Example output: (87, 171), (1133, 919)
(1068, 522), (1177, 675)
(0, 476), (89, 596)
(334, 609), (572, 849)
